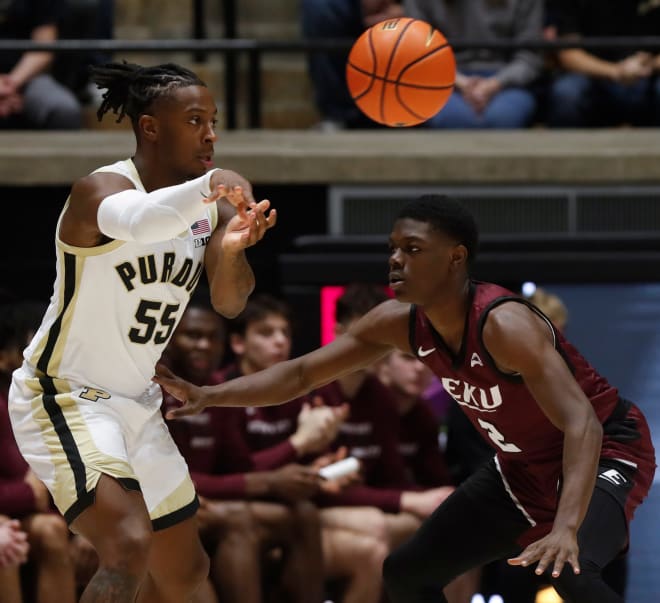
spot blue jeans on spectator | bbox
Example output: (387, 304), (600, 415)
(546, 72), (660, 127)
(301, 0), (375, 127)
(424, 70), (537, 129)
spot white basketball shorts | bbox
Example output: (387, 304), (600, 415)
(8, 364), (198, 530)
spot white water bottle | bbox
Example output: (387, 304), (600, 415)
(318, 456), (359, 481)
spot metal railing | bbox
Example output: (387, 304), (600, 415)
(1, 36), (659, 129)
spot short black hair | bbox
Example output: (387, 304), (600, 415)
(335, 283), (390, 325)
(396, 194), (479, 263)
(228, 294), (293, 337)
(90, 61), (206, 125)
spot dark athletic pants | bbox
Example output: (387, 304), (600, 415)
(383, 458), (630, 603)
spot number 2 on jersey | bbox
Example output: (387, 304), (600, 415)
(477, 418), (522, 453)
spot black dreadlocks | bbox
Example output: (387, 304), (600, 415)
(89, 61), (206, 124)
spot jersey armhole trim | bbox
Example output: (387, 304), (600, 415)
(408, 304), (418, 356)
(476, 296), (563, 383)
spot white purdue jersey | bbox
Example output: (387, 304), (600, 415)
(23, 159), (218, 399)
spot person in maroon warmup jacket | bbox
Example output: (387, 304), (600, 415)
(160, 296), (326, 603)
(156, 195), (655, 603)
(373, 348), (453, 491)
(222, 294), (399, 603)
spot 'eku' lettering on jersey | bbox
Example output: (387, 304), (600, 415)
(441, 378), (502, 412)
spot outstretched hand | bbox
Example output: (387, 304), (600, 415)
(210, 169), (256, 206)
(153, 363), (208, 419)
(507, 527), (580, 579)
(222, 198), (277, 252)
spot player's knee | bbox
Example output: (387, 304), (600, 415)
(101, 519), (152, 574)
(181, 546), (210, 591)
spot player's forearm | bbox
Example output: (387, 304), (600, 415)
(204, 359), (310, 408)
(98, 170), (218, 243)
(553, 415), (602, 532)
(208, 250), (255, 318)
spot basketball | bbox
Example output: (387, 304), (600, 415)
(346, 17), (456, 127)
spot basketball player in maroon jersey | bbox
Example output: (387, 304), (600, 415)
(155, 195), (656, 603)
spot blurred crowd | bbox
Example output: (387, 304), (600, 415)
(303, 0), (660, 130)
(1, 0), (659, 132)
(1, 282), (628, 603)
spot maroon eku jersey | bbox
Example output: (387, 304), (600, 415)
(410, 281), (655, 536)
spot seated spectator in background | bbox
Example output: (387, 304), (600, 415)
(403, 0), (544, 129)
(0, 300), (78, 603)
(162, 295), (327, 603)
(0, 0), (82, 129)
(0, 517), (29, 601)
(220, 293), (392, 603)
(222, 294), (347, 471)
(545, 0), (660, 127)
(53, 0), (115, 107)
(373, 349), (448, 487)
(301, 0), (404, 130)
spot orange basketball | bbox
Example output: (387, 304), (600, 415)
(346, 17), (456, 127)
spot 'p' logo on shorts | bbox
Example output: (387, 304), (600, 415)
(79, 387), (112, 402)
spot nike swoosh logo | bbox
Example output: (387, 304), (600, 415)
(417, 346), (436, 358)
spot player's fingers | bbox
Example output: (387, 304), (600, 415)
(251, 200), (269, 224)
(265, 208), (277, 229)
(154, 363), (176, 379)
(241, 186), (256, 206)
(151, 373), (179, 393)
(507, 546), (536, 567)
(534, 550), (555, 576)
(166, 404), (191, 420)
(568, 551), (581, 575)
(218, 184), (246, 208)
(550, 551), (569, 578)
(231, 184), (257, 208)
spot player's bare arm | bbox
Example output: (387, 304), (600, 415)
(482, 302), (603, 578)
(204, 195), (276, 317)
(59, 172), (136, 247)
(156, 298), (410, 418)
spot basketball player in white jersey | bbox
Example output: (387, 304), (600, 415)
(8, 62), (276, 603)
